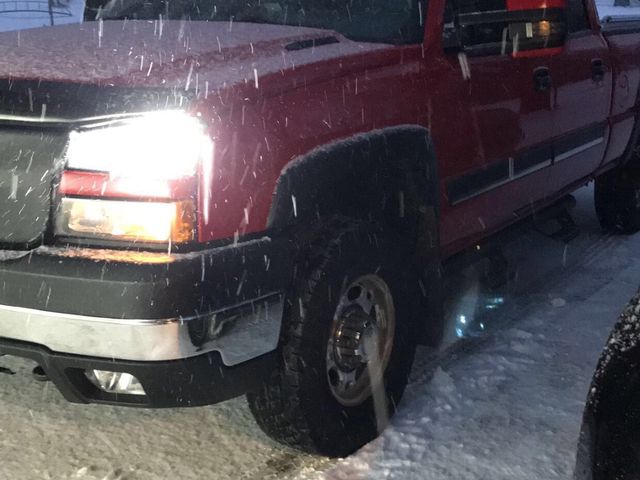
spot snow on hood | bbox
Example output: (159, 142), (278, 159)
(0, 20), (391, 92)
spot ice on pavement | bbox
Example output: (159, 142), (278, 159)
(1, 186), (639, 479)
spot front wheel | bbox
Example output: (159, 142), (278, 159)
(247, 221), (424, 457)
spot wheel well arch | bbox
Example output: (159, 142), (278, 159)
(267, 125), (439, 254)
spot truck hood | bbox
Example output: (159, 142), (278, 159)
(0, 20), (390, 92)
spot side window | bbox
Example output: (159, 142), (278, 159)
(443, 0), (508, 54)
(567, 0), (591, 33)
(443, 0), (569, 56)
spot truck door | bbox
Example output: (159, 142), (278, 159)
(436, 0), (554, 251)
(546, 0), (612, 192)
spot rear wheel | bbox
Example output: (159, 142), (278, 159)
(595, 166), (640, 234)
(247, 221), (424, 457)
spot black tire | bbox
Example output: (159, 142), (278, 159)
(577, 293), (640, 480)
(595, 167), (640, 234)
(246, 220), (424, 457)
(593, 370), (640, 480)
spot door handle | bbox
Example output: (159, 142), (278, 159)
(533, 67), (552, 92)
(592, 59), (606, 83)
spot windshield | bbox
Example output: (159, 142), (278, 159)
(81, 0), (424, 44)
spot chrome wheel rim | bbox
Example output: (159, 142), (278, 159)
(326, 274), (396, 407)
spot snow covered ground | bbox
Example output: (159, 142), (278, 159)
(1, 185), (639, 480)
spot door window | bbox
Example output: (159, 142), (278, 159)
(443, 0), (508, 53)
(568, 0), (591, 32)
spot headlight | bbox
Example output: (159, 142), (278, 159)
(65, 110), (211, 179)
(56, 111), (210, 245)
(56, 198), (196, 243)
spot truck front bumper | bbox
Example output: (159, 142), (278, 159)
(0, 236), (291, 407)
(0, 338), (277, 407)
(0, 292), (284, 366)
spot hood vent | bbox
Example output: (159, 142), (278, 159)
(285, 36), (340, 51)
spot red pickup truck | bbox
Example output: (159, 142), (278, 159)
(0, 0), (638, 457)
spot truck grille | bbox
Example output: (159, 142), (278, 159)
(0, 127), (67, 247)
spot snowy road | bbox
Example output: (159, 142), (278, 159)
(1, 186), (639, 480)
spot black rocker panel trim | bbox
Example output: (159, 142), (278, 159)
(446, 122), (607, 205)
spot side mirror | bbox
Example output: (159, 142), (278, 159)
(443, 0), (568, 58)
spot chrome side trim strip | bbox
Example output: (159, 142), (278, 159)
(450, 176), (511, 206)
(0, 293), (283, 367)
(555, 137), (604, 163)
(512, 158), (553, 179)
(450, 158), (553, 206)
(448, 134), (604, 206)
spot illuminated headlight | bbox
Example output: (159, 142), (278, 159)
(57, 110), (208, 244)
(65, 111), (212, 179)
(55, 197), (196, 243)
(85, 370), (146, 396)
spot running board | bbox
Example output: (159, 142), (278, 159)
(532, 195), (579, 243)
(444, 195), (579, 274)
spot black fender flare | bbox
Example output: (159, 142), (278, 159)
(268, 125), (443, 345)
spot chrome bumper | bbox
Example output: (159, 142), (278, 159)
(0, 293), (283, 367)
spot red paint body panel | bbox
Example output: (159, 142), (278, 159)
(185, 0), (640, 255)
(192, 46), (429, 242)
(507, 0), (566, 9)
(600, 30), (640, 167)
(433, 48), (555, 247)
(604, 116), (635, 165)
(546, 31), (612, 192)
